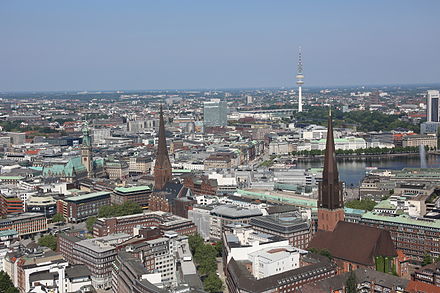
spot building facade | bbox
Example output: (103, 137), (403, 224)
(57, 191), (111, 223)
(203, 99), (228, 127)
(112, 186), (151, 209)
(0, 213), (47, 237)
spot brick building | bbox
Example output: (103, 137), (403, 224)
(93, 211), (196, 237)
(149, 182), (190, 213)
(112, 186), (151, 209)
(0, 213), (47, 237)
(0, 193), (23, 216)
(57, 191), (111, 223)
(183, 175), (218, 195)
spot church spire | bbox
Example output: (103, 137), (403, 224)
(317, 108), (344, 231)
(154, 105), (172, 190)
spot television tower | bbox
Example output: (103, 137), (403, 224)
(296, 47), (304, 112)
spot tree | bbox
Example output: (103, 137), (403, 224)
(345, 270), (357, 293)
(203, 272), (223, 293)
(422, 253), (433, 266)
(86, 216), (97, 233)
(52, 213), (65, 223)
(0, 271), (18, 292)
(98, 201), (143, 218)
(214, 241), (223, 257)
(345, 199), (377, 211)
(38, 234), (57, 251)
(199, 258), (217, 275)
(188, 234), (204, 254)
(5, 287), (19, 293)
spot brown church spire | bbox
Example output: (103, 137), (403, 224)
(317, 108), (344, 231)
(154, 105), (172, 190)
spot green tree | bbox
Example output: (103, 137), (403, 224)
(0, 271), (18, 292)
(52, 213), (65, 223)
(188, 234), (204, 254)
(203, 272), (223, 293)
(422, 253), (433, 266)
(345, 270), (357, 293)
(98, 201), (143, 218)
(5, 287), (19, 293)
(199, 258), (217, 275)
(213, 241), (223, 257)
(86, 216), (97, 233)
(345, 199), (377, 211)
(38, 234), (57, 251)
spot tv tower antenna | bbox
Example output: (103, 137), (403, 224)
(296, 47), (304, 112)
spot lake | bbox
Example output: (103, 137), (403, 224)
(295, 155), (440, 187)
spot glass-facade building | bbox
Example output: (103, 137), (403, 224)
(203, 99), (228, 127)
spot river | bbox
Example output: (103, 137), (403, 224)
(295, 155), (440, 187)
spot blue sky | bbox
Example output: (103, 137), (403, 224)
(1, 0), (439, 91)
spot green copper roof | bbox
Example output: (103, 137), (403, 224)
(0, 176), (24, 180)
(374, 199), (395, 210)
(172, 169), (192, 173)
(43, 156), (86, 177)
(114, 186), (151, 193)
(65, 191), (111, 202)
(236, 189), (317, 208)
(362, 212), (440, 229)
(344, 207), (367, 215)
(0, 229), (18, 237)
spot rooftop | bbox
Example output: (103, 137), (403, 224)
(211, 205), (262, 218)
(362, 212), (440, 229)
(114, 185), (151, 193)
(64, 191), (111, 202)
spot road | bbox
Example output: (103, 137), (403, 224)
(216, 257), (229, 293)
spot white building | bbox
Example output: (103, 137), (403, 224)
(248, 246), (300, 279)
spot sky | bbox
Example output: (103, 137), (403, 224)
(1, 0), (439, 92)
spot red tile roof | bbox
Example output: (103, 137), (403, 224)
(308, 221), (397, 266)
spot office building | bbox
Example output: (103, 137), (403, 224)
(57, 191), (111, 223)
(0, 194), (23, 216)
(58, 233), (132, 290)
(93, 211), (196, 237)
(427, 90), (440, 122)
(26, 195), (57, 218)
(250, 212), (312, 249)
(0, 213), (47, 237)
(112, 185), (151, 209)
(203, 99), (228, 127)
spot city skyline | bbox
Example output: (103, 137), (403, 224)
(1, 0), (440, 92)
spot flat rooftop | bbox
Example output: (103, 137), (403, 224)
(64, 191), (111, 202)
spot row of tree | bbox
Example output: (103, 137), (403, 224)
(293, 146), (422, 157)
(188, 234), (223, 293)
(86, 201), (143, 232)
(295, 107), (420, 133)
(345, 199), (377, 211)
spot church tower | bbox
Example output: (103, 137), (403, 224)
(154, 106), (172, 190)
(81, 122), (93, 178)
(317, 109), (344, 231)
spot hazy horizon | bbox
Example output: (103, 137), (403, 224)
(1, 0), (440, 92)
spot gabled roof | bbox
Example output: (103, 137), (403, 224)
(308, 221), (397, 266)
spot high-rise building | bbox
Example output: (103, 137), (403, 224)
(427, 90), (440, 122)
(296, 47), (304, 112)
(317, 109), (345, 232)
(203, 99), (228, 127)
(154, 106), (172, 190)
